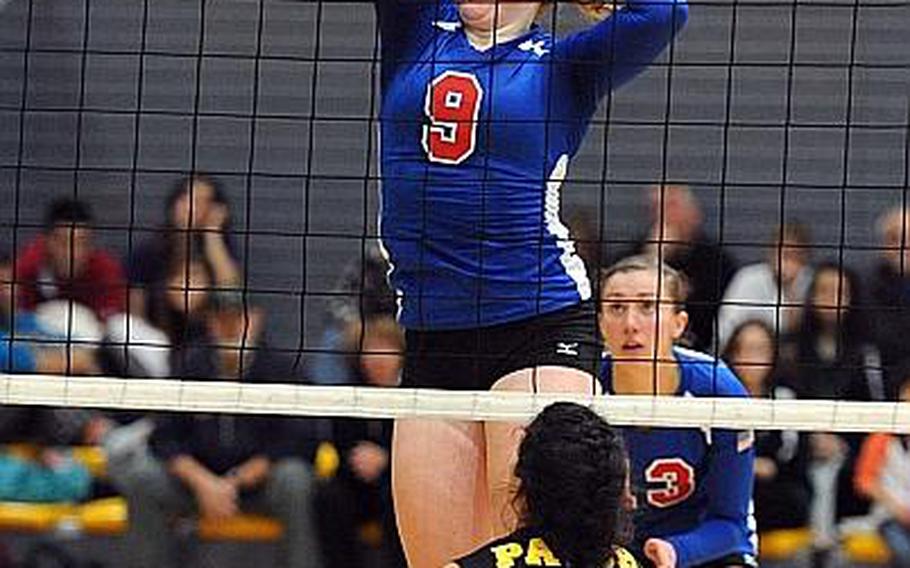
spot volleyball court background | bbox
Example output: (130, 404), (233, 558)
(1, 0), (905, 351)
(0, 0), (907, 567)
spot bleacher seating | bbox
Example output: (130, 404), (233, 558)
(0, 442), (342, 542)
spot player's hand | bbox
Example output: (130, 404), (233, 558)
(754, 456), (778, 480)
(194, 477), (239, 521)
(578, 0), (617, 18)
(82, 416), (114, 446)
(202, 202), (229, 232)
(349, 441), (389, 484)
(644, 538), (677, 568)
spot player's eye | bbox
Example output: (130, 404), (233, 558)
(639, 300), (657, 315)
(605, 302), (627, 317)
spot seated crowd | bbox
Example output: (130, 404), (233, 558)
(0, 178), (909, 567)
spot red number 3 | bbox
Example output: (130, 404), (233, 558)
(645, 458), (695, 508)
(422, 71), (483, 165)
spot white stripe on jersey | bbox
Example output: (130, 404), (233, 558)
(432, 20), (461, 32)
(375, 128), (404, 321)
(545, 155), (592, 301)
(747, 500), (759, 555)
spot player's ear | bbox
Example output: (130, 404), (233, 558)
(670, 310), (688, 341)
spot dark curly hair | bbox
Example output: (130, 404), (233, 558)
(514, 402), (631, 568)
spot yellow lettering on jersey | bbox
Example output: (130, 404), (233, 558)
(492, 542), (523, 568)
(524, 538), (561, 566)
(609, 547), (640, 568)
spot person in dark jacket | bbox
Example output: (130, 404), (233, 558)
(116, 292), (322, 568)
(612, 185), (736, 352)
(722, 320), (812, 533)
(865, 206), (910, 399)
(778, 262), (884, 561)
(317, 315), (406, 568)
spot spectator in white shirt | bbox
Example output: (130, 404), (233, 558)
(716, 223), (813, 352)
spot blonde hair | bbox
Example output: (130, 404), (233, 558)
(599, 255), (689, 307)
(576, 0), (617, 20)
(538, 0), (616, 22)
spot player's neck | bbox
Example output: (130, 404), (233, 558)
(612, 361), (681, 396)
(463, 21), (533, 51)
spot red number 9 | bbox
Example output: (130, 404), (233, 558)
(422, 71), (483, 165)
(645, 458), (695, 508)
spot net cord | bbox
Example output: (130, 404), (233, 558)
(2, 374), (908, 433)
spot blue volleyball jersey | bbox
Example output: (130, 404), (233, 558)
(376, 0), (688, 329)
(601, 347), (758, 568)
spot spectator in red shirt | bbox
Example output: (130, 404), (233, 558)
(15, 198), (127, 322)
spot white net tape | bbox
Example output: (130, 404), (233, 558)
(3, 374), (909, 433)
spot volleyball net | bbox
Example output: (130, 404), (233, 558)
(0, 0), (907, 415)
(0, 373), (908, 433)
(0, 1), (909, 566)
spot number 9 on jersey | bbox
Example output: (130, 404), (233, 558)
(422, 70), (484, 165)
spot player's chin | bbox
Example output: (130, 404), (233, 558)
(457, 3), (494, 25)
(616, 348), (654, 363)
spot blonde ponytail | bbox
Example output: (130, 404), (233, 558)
(575, 0), (617, 20)
(537, 1), (617, 23)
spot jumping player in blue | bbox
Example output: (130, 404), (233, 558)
(374, 0), (689, 565)
(599, 256), (757, 568)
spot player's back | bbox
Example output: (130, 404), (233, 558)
(453, 527), (640, 568)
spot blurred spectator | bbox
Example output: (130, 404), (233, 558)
(717, 223), (813, 352)
(15, 198), (127, 321)
(128, 174), (240, 325)
(779, 262), (884, 402)
(310, 243), (396, 385)
(149, 258), (213, 355)
(0, 299), (111, 437)
(0, 434), (93, 505)
(32, 300), (105, 376)
(0, 246), (40, 372)
(624, 184), (736, 351)
(866, 206), (910, 399)
(778, 261), (885, 562)
(565, 207), (602, 281)
(101, 312), (171, 379)
(0, 297), (110, 504)
(854, 363), (910, 567)
(723, 320), (811, 534)
(318, 315), (406, 568)
(116, 293), (322, 568)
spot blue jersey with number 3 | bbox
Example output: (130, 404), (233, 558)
(601, 347), (758, 567)
(375, 0), (688, 330)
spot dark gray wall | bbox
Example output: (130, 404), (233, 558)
(1, 0), (908, 353)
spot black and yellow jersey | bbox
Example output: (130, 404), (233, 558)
(453, 528), (640, 568)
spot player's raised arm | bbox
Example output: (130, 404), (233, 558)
(556, 0), (689, 107)
(375, 0), (445, 76)
(662, 427), (756, 566)
(374, 0), (419, 45)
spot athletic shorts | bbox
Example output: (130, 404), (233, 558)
(401, 301), (602, 391)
